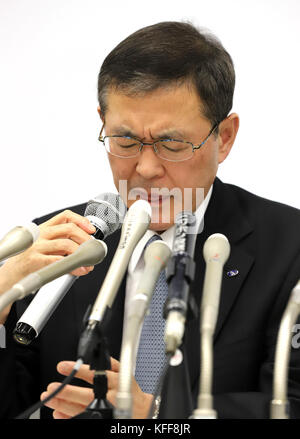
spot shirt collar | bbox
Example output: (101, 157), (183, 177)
(128, 185), (213, 274)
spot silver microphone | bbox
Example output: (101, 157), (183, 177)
(191, 233), (230, 419)
(115, 240), (171, 419)
(13, 193), (126, 345)
(77, 199), (152, 361)
(0, 239), (107, 317)
(271, 279), (300, 419)
(0, 223), (40, 264)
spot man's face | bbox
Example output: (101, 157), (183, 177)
(100, 85), (226, 231)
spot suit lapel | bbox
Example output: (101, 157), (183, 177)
(214, 245), (254, 341)
(185, 178), (255, 390)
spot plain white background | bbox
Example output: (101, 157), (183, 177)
(0, 0), (299, 235)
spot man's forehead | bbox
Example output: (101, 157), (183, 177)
(105, 83), (201, 112)
(102, 86), (203, 138)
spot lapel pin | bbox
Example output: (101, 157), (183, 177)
(226, 269), (239, 278)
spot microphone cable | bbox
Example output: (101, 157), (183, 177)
(15, 358), (83, 419)
(17, 352), (172, 420)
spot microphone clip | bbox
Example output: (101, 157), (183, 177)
(164, 253), (198, 320)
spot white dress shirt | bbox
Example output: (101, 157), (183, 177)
(123, 185), (213, 373)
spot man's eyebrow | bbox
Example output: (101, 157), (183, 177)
(110, 127), (140, 138)
(110, 126), (186, 140)
(154, 129), (186, 140)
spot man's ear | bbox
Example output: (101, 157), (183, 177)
(217, 113), (239, 164)
(97, 106), (105, 122)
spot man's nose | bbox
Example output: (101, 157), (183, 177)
(135, 145), (165, 180)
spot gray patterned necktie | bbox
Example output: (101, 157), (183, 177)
(135, 234), (168, 394)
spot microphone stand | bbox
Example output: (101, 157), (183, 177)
(158, 341), (194, 419)
(158, 254), (198, 419)
(270, 279), (300, 419)
(190, 233), (230, 419)
(190, 325), (217, 419)
(72, 309), (114, 419)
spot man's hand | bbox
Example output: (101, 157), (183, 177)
(40, 358), (153, 419)
(0, 210), (96, 323)
(4, 209), (97, 279)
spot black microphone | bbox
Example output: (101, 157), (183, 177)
(159, 212), (199, 419)
(164, 211), (198, 354)
(13, 193), (126, 345)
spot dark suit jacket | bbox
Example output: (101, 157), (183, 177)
(1, 177), (300, 419)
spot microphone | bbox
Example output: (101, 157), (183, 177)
(271, 279), (300, 419)
(164, 211), (198, 354)
(84, 192), (127, 240)
(200, 233), (230, 333)
(0, 223), (40, 264)
(77, 199), (152, 361)
(13, 193), (126, 345)
(115, 240), (171, 419)
(0, 238), (108, 317)
(191, 233), (230, 419)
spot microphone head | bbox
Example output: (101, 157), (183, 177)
(84, 193), (127, 239)
(144, 240), (171, 268)
(203, 233), (230, 264)
(122, 199), (152, 229)
(173, 211), (197, 256)
(118, 199), (152, 250)
(75, 239), (108, 266)
(129, 199), (152, 218)
(23, 222), (40, 243)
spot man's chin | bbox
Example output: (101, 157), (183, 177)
(148, 220), (174, 233)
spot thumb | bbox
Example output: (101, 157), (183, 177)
(109, 357), (120, 372)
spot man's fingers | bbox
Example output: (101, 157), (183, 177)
(106, 370), (120, 390)
(106, 389), (117, 408)
(34, 238), (79, 256)
(57, 359), (119, 382)
(57, 361), (94, 385)
(41, 392), (88, 419)
(71, 266), (94, 277)
(7, 210), (97, 282)
(53, 410), (71, 419)
(44, 209), (95, 232)
(45, 382), (94, 406)
(41, 223), (95, 245)
(110, 357), (120, 372)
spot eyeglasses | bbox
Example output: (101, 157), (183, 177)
(98, 123), (219, 162)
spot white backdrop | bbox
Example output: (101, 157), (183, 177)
(0, 0), (299, 234)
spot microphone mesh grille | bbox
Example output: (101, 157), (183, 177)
(84, 193), (127, 238)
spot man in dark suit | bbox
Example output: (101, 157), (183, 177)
(0, 21), (300, 419)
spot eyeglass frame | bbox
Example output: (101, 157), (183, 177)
(98, 121), (219, 162)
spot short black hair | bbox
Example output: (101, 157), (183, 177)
(98, 21), (235, 126)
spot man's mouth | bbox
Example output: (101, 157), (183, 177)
(147, 194), (164, 204)
(127, 187), (175, 209)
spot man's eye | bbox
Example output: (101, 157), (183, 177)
(160, 141), (188, 152)
(111, 137), (139, 148)
(116, 142), (137, 148)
